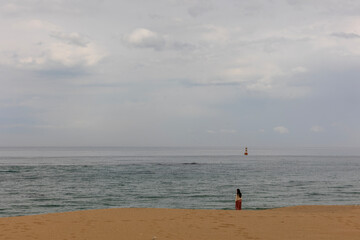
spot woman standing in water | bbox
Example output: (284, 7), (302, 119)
(235, 189), (242, 210)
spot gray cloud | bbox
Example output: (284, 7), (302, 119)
(188, 2), (212, 18)
(49, 31), (90, 47)
(0, 0), (104, 16)
(169, 41), (197, 51)
(331, 32), (360, 39)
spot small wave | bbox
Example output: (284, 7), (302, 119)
(0, 170), (21, 173)
(152, 162), (200, 166)
(37, 204), (62, 208)
(306, 192), (327, 197)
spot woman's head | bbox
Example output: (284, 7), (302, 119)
(237, 188), (242, 197)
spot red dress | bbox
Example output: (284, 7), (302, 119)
(235, 196), (242, 210)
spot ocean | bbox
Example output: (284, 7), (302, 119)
(0, 146), (359, 217)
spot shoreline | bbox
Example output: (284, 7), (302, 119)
(2, 204), (359, 218)
(1, 205), (359, 239)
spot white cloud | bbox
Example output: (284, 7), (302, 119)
(220, 129), (237, 134)
(18, 56), (46, 66)
(123, 28), (165, 51)
(220, 56), (283, 86)
(1, 40), (104, 69)
(311, 125), (324, 132)
(123, 28), (197, 52)
(206, 129), (237, 134)
(0, 20), (105, 70)
(47, 42), (104, 67)
(206, 129), (237, 135)
(15, 19), (59, 31)
(201, 25), (229, 43)
(0, 50), (46, 70)
(218, 60), (310, 98)
(223, 66), (261, 82)
(291, 66), (308, 73)
(1, 3), (19, 13)
(274, 126), (289, 134)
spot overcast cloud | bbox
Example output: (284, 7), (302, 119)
(0, 0), (359, 147)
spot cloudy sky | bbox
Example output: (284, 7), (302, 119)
(1, 0), (359, 147)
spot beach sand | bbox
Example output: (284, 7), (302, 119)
(0, 206), (359, 240)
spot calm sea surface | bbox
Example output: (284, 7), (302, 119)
(0, 147), (359, 217)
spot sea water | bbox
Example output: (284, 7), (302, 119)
(0, 146), (359, 217)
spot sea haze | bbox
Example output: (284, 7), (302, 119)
(0, 147), (359, 217)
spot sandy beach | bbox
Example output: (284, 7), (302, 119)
(1, 206), (359, 240)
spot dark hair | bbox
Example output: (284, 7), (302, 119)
(237, 188), (242, 198)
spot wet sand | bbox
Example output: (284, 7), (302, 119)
(0, 206), (359, 240)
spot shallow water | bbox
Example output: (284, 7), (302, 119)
(0, 147), (359, 217)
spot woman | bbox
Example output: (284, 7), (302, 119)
(235, 189), (242, 210)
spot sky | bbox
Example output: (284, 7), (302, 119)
(0, 0), (359, 147)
